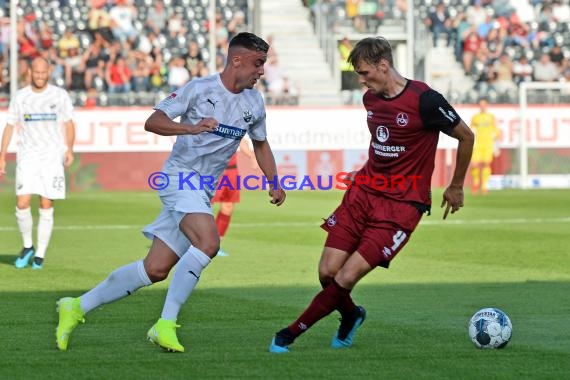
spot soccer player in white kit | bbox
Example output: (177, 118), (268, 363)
(55, 33), (286, 352)
(0, 57), (76, 270)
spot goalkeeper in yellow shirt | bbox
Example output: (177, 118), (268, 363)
(470, 98), (501, 194)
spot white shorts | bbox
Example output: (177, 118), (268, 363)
(142, 173), (213, 257)
(16, 161), (66, 200)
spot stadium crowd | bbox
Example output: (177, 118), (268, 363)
(1, 0), (569, 106)
(0, 0), (298, 107)
(312, 0), (570, 103)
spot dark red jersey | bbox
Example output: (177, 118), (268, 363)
(357, 79), (461, 209)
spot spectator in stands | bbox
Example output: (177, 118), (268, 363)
(87, 1), (114, 42)
(548, 44), (564, 67)
(58, 28), (80, 59)
(466, 0), (487, 28)
(105, 56), (132, 94)
(552, 0), (570, 23)
(462, 27), (482, 75)
(493, 53), (516, 96)
(167, 56), (190, 91)
(533, 53), (560, 81)
(63, 47), (84, 90)
(484, 27), (504, 63)
(146, 0), (168, 35)
(184, 41), (205, 74)
(167, 13), (186, 40)
(109, 0), (137, 43)
(227, 10), (247, 41)
(425, 2), (452, 47)
(512, 55), (534, 85)
(17, 19), (39, 61)
(39, 24), (54, 51)
(452, 11), (470, 62)
(82, 44), (108, 90)
(131, 58), (150, 92)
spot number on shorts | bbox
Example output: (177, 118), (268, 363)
(390, 230), (407, 252)
(52, 176), (64, 191)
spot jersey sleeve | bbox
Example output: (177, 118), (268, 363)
(419, 89), (462, 136)
(247, 93), (267, 141)
(154, 81), (195, 120)
(6, 94), (20, 125)
(60, 89), (74, 122)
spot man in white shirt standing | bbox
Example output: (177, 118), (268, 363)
(0, 57), (76, 270)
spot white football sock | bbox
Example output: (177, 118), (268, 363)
(15, 207), (33, 248)
(35, 208), (54, 259)
(161, 246), (211, 321)
(80, 260), (152, 314)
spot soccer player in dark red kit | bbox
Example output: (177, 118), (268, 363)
(269, 36), (474, 353)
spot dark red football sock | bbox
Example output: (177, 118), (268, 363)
(288, 280), (352, 337)
(319, 278), (356, 318)
(216, 212), (231, 237)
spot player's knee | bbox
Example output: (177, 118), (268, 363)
(143, 262), (170, 283)
(334, 271), (357, 290)
(318, 272), (334, 288)
(195, 240), (220, 257)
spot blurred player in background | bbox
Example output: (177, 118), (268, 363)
(269, 36), (474, 353)
(55, 32), (286, 353)
(213, 138), (258, 257)
(0, 57), (75, 270)
(470, 97), (500, 195)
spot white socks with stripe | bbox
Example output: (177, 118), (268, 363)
(80, 260), (152, 314)
(161, 246), (211, 321)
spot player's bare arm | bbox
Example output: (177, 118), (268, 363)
(0, 123), (15, 176)
(441, 120), (474, 219)
(144, 110), (218, 136)
(64, 120), (76, 167)
(252, 139), (286, 206)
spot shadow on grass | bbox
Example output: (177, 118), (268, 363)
(0, 254), (16, 266)
(0, 281), (569, 379)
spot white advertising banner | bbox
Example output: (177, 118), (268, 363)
(1, 106), (569, 152)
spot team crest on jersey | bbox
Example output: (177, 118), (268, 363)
(396, 112), (409, 126)
(376, 126), (389, 143)
(242, 110), (252, 123)
(326, 214), (337, 227)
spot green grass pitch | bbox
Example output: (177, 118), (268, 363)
(0, 189), (569, 379)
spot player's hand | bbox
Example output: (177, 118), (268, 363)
(269, 186), (286, 206)
(64, 151), (74, 168)
(187, 118), (218, 134)
(0, 158), (6, 176)
(441, 185), (464, 219)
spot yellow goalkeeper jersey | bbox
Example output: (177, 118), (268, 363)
(471, 112), (500, 149)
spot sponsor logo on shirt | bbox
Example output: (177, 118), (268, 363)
(23, 113), (57, 122)
(210, 123), (246, 140)
(376, 126), (389, 142)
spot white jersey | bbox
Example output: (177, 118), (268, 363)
(154, 73), (267, 193)
(7, 84), (74, 164)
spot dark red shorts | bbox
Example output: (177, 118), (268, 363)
(321, 186), (423, 268)
(212, 169), (240, 203)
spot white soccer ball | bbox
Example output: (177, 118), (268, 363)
(468, 308), (512, 349)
